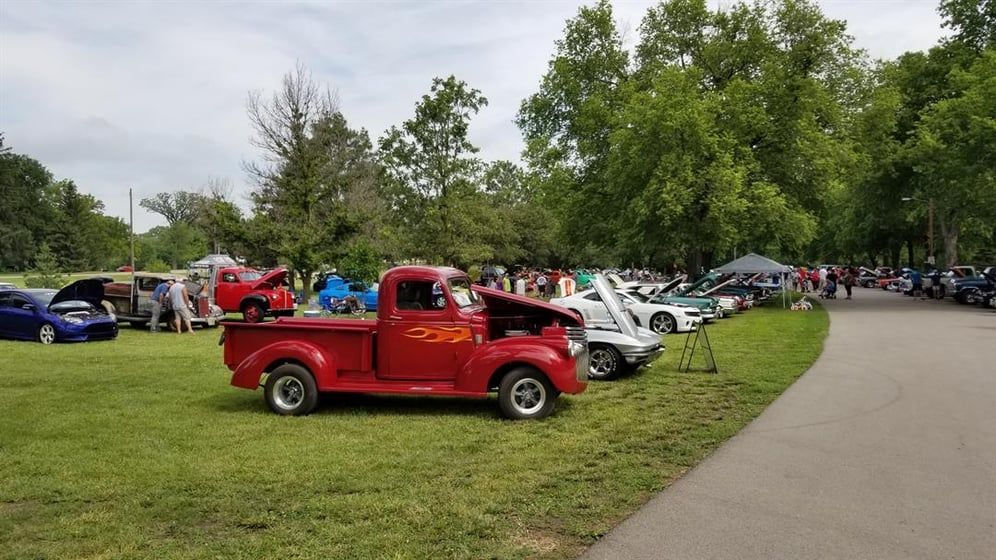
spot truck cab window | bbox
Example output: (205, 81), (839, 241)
(223, 273), (238, 283)
(396, 281), (446, 311)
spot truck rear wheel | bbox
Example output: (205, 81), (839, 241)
(498, 367), (556, 420)
(264, 364), (318, 416)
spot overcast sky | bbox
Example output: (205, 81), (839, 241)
(1, 0), (948, 231)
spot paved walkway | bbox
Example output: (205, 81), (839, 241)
(583, 289), (996, 560)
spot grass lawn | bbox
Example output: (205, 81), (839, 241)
(0, 272), (134, 288)
(0, 301), (827, 559)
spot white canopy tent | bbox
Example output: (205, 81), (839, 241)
(713, 253), (793, 307)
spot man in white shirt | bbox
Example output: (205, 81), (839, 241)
(818, 267), (828, 291)
(536, 274), (547, 297)
(515, 275), (526, 296)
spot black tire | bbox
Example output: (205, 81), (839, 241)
(587, 343), (622, 381)
(242, 301), (265, 323)
(263, 364), (319, 416)
(37, 322), (57, 345)
(498, 367), (556, 420)
(650, 312), (676, 334)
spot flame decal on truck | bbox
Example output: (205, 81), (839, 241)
(403, 326), (471, 343)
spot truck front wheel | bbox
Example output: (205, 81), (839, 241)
(498, 367), (556, 420)
(242, 301), (265, 323)
(264, 364), (319, 416)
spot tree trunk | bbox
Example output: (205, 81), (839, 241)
(299, 270), (312, 303)
(939, 216), (959, 268)
(906, 239), (914, 269)
(890, 245), (900, 270)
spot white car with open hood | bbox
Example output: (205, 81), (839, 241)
(561, 274), (664, 380)
(552, 279), (702, 334)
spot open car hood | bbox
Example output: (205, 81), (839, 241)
(591, 274), (640, 338)
(680, 272), (719, 295)
(50, 278), (105, 309)
(659, 275), (685, 295)
(251, 268), (288, 290)
(472, 285), (582, 326)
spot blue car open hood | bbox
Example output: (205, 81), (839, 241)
(50, 279), (105, 309)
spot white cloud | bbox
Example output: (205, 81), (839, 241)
(0, 0), (947, 231)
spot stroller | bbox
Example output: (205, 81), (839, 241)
(819, 280), (837, 299)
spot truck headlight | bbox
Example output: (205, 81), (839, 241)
(568, 340), (585, 357)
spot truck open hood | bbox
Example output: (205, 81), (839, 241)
(251, 268), (288, 290)
(472, 285), (582, 326)
(50, 278), (105, 309)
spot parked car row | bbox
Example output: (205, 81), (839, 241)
(872, 265), (996, 311)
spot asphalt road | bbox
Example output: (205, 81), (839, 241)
(583, 288), (996, 560)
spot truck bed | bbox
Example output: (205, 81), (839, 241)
(222, 317), (378, 374)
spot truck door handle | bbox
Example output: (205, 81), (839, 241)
(389, 315), (402, 320)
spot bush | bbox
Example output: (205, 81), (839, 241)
(23, 243), (67, 289)
(144, 259), (171, 273)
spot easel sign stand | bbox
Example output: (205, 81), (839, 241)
(678, 323), (718, 374)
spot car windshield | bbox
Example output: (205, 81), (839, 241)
(239, 270), (263, 282)
(448, 277), (480, 308)
(31, 291), (57, 307)
(624, 291), (649, 303)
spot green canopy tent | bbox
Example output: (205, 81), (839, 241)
(714, 253), (793, 308)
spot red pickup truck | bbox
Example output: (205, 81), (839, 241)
(222, 266), (589, 419)
(188, 254), (296, 322)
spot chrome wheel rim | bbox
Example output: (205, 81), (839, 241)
(511, 378), (546, 415)
(652, 314), (673, 333)
(589, 348), (616, 378)
(39, 324), (55, 344)
(272, 376), (305, 411)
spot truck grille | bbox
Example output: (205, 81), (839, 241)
(566, 327), (589, 382)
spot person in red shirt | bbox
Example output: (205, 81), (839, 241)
(809, 268), (820, 292)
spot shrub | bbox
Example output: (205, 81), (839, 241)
(23, 243), (67, 289)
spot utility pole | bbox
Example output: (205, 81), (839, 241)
(129, 187), (135, 282)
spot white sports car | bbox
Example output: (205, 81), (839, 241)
(551, 288), (702, 334)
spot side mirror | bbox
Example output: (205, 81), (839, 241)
(21, 303), (35, 311)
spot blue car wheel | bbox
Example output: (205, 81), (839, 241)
(37, 322), (56, 345)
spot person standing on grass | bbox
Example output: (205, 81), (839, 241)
(149, 278), (173, 332)
(169, 279), (194, 334)
(515, 274), (526, 296)
(536, 273), (548, 298)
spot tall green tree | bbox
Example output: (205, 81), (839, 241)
(379, 76), (493, 267)
(0, 144), (54, 270)
(246, 63), (380, 297)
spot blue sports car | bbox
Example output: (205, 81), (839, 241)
(0, 279), (118, 344)
(318, 278), (379, 311)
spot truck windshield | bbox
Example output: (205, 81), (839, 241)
(448, 277), (480, 308)
(238, 271), (263, 282)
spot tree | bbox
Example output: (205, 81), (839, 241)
(139, 191), (206, 226)
(0, 147), (54, 270)
(23, 243), (66, 289)
(379, 76), (492, 267)
(912, 49), (996, 267)
(246, 63), (381, 298)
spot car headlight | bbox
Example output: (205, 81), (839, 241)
(62, 316), (83, 324)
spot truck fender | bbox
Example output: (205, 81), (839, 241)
(240, 294), (270, 311)
(460, 340), (576, 394)
(231, 340), (336, 390)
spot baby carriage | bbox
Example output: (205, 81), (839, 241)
(819, 280), (837, 299)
